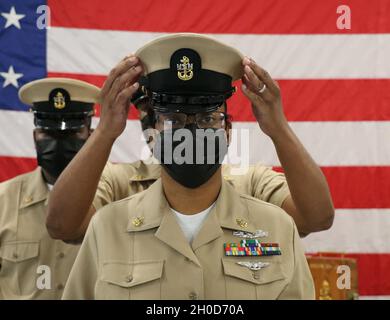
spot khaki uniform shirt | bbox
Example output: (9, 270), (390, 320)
(0, 168), (80, 300)
(63, 178), (314, 300)
(93, 161), (290, 211)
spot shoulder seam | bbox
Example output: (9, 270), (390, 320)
(239, 193), (283, 210)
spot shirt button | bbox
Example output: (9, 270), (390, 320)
(188, 292), (198, 300)
(57, 284), (64, 290)
(12, 253), (18, 259)
(58, 252), (65, 259)
(185, 257), (191, 262)
(253, 273), (260, 280)
(125, 275), (133, 283)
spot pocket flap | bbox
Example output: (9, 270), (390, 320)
(222, 259), (286, 285)
(102, 260), (164, 288)
(0, 241), (39, 262)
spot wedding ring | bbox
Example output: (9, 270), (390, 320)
(258, 83), (267, 94)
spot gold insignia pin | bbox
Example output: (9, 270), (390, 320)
(236, 218), (248, 228)
(53, 91), (66, 109)
(132, 216), (144, 227)
(177, 56), (193, 81)
(24, 196), (33, 204)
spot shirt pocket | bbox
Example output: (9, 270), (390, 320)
(97, 260), (164, 300)
(0, 241), (40, 297)
(222, 259), (287, 300)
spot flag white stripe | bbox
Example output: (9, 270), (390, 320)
(232, 121), (390, 167)
(1, 110), (390, 166)
(48, 28), (390, 79)
(303, 209), (390, 254)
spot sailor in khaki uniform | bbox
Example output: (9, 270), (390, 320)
(0, 78), (99, 299)
(63, 33), (315, 299)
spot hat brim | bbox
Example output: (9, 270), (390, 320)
(19, 78), (101, 106)
(34, 117), (89, 131)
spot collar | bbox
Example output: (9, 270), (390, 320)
(19, 167), (49, 209)
(126, 177), (258, 263)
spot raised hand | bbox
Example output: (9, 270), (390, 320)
(97, 55), (143, 140)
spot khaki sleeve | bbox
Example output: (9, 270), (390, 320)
(278, 219), (315, 300)
(62, 217), (99, 300)
(92, 164), (116, 211)
(251, 164), (290, 208)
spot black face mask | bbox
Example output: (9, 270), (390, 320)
(35, 137), (86, 180)
(154, 124), (228, 188)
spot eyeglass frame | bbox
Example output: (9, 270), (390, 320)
(153, 110), (231, 130)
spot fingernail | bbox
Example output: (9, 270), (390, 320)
(134, 65), (142, 72)
(129, 56), (137, 63)
(243, 57), (251, 65)
(241, 83), (247, 91)
(133, 82), (140, 89)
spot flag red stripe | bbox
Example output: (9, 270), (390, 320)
(0, 156), (37, 182)
(48, 72), (390, 122)
(323, 167), (390, 209)
(1, 156), (389, 209)
(48, 0), (389, 34)
(275, 165), (390, 209)
(273, 166), (390, 209)
(307, 253), (390, 296)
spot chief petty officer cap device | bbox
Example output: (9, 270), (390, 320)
(135, 33), (244, 114)
(18, 77), (100, 131)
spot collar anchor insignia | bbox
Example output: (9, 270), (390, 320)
(132, 216), (144, 227)
(235, 218), (248, 228)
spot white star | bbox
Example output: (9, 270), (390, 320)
(0, 66), (24, 88)
(1, 6), (25, 29)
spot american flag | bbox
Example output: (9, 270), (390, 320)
(0, 0), (389, 299)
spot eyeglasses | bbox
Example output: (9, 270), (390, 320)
(154, 111), (229, 129)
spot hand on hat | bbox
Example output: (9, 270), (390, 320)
(241, 58), (289, 139)
(97, 55), (143, 140)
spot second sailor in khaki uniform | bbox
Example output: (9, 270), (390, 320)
(0, 78), (99, 299)
(0, 168), (78, 299)
(93, 161), (290, 212)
